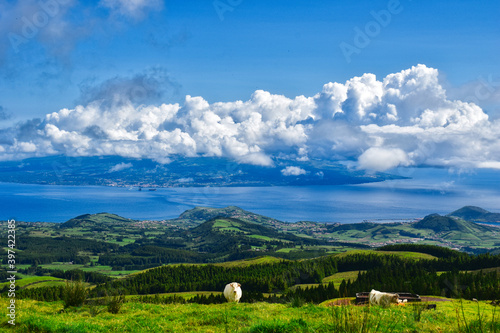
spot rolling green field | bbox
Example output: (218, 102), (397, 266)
(2, 246), (500, 332)
(213, 256), (286, 268)
(1, 206), (499, 332)
(2, 206), (498, 281)
(37, 263), (140, 277)
(0, 276), (64, 289)
(1, 297), (498, 332)
(322, 270), (366, 287)
(332, 249), (437, 260)
(291, 270), (366, 290)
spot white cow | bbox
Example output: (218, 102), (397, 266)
(368, 289), (399, 307)
(224, 282), (242, 303)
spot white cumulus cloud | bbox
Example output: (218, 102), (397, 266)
(108, 162), (133, 173)
(1, 64), (500, 172)
(281, 166), (307, 176)
(358, 147), (411, 171)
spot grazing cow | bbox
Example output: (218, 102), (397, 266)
(368, 289), (399, 307)
(224, 282), (242, 303)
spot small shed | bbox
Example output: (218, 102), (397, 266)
(355, 292), (421, 305)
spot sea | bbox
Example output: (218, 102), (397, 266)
(1, 167), (499, 224)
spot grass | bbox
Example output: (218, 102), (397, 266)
(276, 248), (295, 253)
(38, 263), (140, 276)
(248, 235), (274, 241)
(333, 249), (437, 260)
(2, 297), (499, 332)
(214, 256), (285, 268)
(322, 270), (366, 287)
(25, 280), (68, 289)
(213, 219), (247, 232)
(0, 276), (64, 289)
(125, 291), (224, 301)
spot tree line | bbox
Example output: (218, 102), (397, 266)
(9, 245), (500, 304)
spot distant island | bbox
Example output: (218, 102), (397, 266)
(0, 155), (405, 187)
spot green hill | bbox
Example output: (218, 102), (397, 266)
(5, 206), (499, 276)
(180, 217), (319, 254)
(170, 206), (281, 228)
(318, 210), (498, 251)
(448, 206), (500, 223)
(189, 217), (296, 240)
(60, 212), (136, 229)
(413, 213), (493, 233)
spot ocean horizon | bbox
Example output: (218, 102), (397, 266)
(2, 167), (499, 224)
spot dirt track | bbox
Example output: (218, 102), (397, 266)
(420, 296), (452, 302)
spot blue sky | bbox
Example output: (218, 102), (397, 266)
(0, 0), (499, 171)
(1, 0), (499, 121)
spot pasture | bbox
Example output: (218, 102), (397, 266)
(1, 297), (498, 332)
(333, 249), (437, 260)
(0, 276), (64, 289)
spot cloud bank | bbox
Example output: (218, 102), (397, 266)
(1, 64), (499, 171)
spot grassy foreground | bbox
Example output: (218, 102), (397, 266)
(1, 298), (499, 332)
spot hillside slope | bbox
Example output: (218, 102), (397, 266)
(412, 213), (494, 233)
(60, 212), (136, 229)
(177, 217), (320, 254)
(448, 206), (500, 223)
(170, 206), (281, 228)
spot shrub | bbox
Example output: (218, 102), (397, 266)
(88, 300), (105, 317)
(63, 280), (88, 309)
(412, 303), (426, 322)
(107, 293), (125, 314)
(288, 295), (305, 308)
